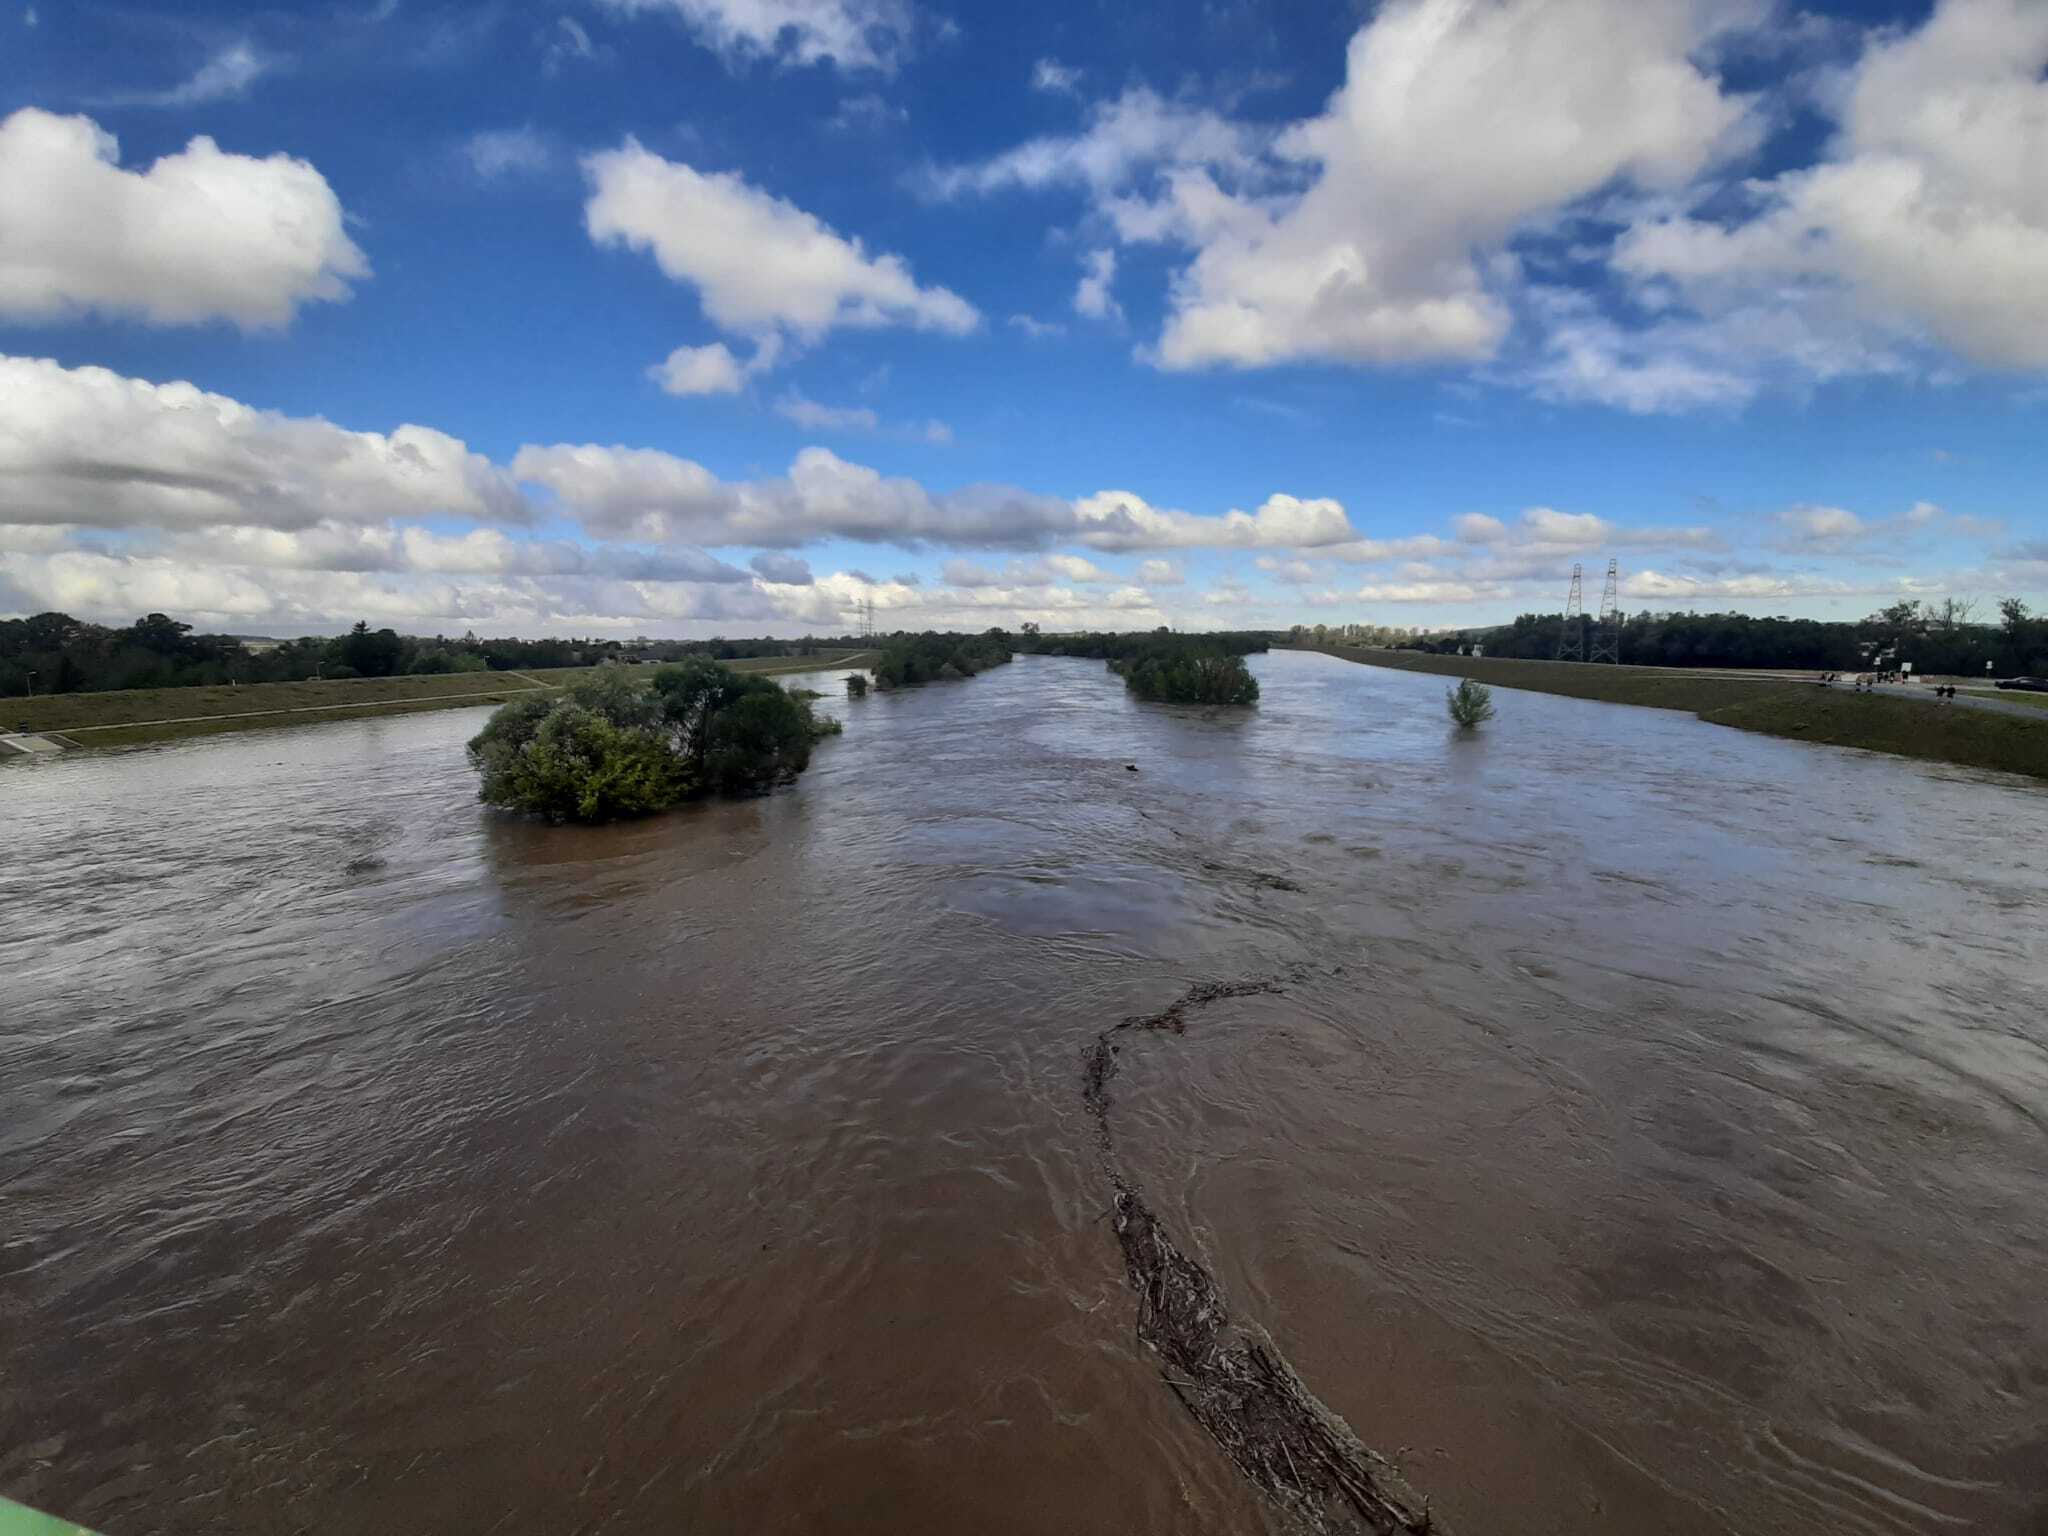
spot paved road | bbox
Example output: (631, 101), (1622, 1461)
(1853, 682), (2047, 721)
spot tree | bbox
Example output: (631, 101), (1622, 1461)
(467, 696), (686, 823)
(2001, 596), (2031, 636)
(124, 612), (194, 655)
(468, 663), (835, 824)
(339, 620), (405, 677)
(1931, 595), (1980, 631)
(1447, 678), (1496, 729)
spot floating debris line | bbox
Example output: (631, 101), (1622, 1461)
(1084, 975), (1442, 1535)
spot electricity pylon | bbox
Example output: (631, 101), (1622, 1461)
(1556, 563), (1585, 662)
(1590, 558), (1621, 664)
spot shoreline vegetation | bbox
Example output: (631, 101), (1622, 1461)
(1299, 643), (2048, 781)
(2, 654), (870, 750)
(868, 631), (1014, 688)
(1023, 630), (1267, 705)
(1, 609), (873, 698)
(469, 660), (841, 823)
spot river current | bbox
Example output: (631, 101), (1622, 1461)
(3, 650), (2044, 1534)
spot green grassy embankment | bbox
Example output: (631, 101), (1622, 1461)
(1299, 645), (2048, 781)
(2, 652), (873, 750)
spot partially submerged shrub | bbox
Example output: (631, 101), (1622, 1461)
(1115, 642), (1260, 705)
(467, 663), (836, 823)
(1447, 677), (1496, 729)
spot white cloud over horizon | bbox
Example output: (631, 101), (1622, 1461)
(0, 346), (2020, 639)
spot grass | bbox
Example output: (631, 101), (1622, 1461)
(1300, 644), (2048, 782)
(1702, 690), (2048, 778)
(1304, 645), (1776, 712)
(1, 652), (873, 750)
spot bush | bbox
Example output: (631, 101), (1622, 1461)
(870, 630), (1013, 688)
(467, 663), (835, 823)
(1017, 630), (1265, 707)
(1119, 648), (1260, 705)
(845, 673), (868, 698)
(1447, 678), (1496, 729)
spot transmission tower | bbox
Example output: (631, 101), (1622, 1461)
(1589, 558), (1621, 664)
(1555, 563), (1585, 662)
(858, 595), (876, 641)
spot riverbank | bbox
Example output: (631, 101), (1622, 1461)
(0, 653), (872, 750)
(1295, 644), (2048, 781)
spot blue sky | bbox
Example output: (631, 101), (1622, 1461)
(1, 0), (2043, 637)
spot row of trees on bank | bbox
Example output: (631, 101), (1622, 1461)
(467, 662), (839, 823)
(0, 611), (858, 697)
(1397, 600), (2048, 677)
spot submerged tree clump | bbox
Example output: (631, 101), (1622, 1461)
(1117, 643), (1261, 706)
(467, 661), (838, 823)
(1446, 677), (1496, 730)
(869, 630), (1014, 688)
(1022, 629), (1266, 706)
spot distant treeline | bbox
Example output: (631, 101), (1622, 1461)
(1021, 628), (1267, 705)
(0, 610), (858, 698)
(1396, 600), (2048, 677)
(1021, 629), (1269, 663)
(870, 630), (1014, 688)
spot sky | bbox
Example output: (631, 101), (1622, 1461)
(1, 0), (2044, 639)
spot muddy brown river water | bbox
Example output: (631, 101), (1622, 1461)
(3, 649), (2046, 1534)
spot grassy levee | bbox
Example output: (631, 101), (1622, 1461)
(6, 670), (551, 736)
(2, 651), (874, 750)
(1700, 690), (2048, 778)
(1296, 644), (2048, 781)
(1300, 644), (1773, 711)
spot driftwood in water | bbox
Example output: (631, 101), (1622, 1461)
(1085, 976), (1442, 1535)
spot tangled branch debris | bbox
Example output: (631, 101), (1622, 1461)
(1084, 976), (1441, 1535)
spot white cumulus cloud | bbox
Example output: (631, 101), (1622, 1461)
(0, 108), (367, 330)
(0, 355), (521, 531)
(1616, 0), (2048, 373)
(1075, 489), (1354, 550)
(583, 138), (978, 378)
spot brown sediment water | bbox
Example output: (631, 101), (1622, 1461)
(2, 649), (2045, 1534)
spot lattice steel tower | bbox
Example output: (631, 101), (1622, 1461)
(1555, 563), (1585, 662)
(1590, 558), (1621, 664)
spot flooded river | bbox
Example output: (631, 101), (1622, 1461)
(3, 650), (2045, 1534)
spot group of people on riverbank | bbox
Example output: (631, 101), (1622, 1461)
(1817, 671), (1960, 701)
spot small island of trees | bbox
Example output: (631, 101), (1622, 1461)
(468, 660), (840, 823)
(869, 630), (1015, 688)
(1021, 629), (1266, 706)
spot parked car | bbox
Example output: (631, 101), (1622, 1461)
(1994, 677), (2048, 693)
